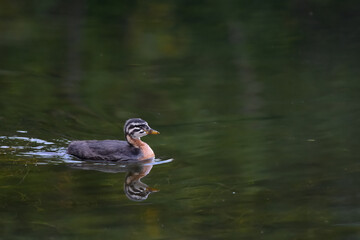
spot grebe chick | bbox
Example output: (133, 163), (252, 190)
(67, 118), (159, 161)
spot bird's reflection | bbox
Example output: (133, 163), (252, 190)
(124, 159), (159, 201)
(70, 158), (172, 201)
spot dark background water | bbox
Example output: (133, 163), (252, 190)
(1, 1), (360, 239)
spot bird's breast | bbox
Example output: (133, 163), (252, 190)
(139, 142), (155, 160)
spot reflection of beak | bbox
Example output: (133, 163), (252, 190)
(146, 187), (160, 192)
(146, 129), (160, 135)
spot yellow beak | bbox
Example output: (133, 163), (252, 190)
(146, 129), (160, 135)
(146, 187), (160, 192)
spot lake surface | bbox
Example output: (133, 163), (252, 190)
(1, 1), (360, 239)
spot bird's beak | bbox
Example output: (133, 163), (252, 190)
(146, 187), (160, 192)
(146, 129), (160, 135)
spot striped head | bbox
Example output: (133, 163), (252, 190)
(124, 178), (159, 201)
(124, 118), (160, 139)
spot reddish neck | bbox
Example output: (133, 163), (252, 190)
(126, 135), (155, 160)
(126, 135), (145, 148)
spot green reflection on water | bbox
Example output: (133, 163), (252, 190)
(1, 1), (360, 239)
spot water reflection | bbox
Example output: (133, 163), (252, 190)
(124, 159), (159, 201)
(70, 158), (172, 201)
(0, 133), (172, 202)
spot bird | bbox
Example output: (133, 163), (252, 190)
(67, 118), (160, 161)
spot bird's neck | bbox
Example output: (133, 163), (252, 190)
(126, 135), (145, 148)
(126, 135), (155, 160)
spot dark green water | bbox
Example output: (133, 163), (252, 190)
(1, 1), (360, 239)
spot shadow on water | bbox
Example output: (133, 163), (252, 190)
(0, 132), (173, 202)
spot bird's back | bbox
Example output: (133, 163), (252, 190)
(67, 140), (142, 160)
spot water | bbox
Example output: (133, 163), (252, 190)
(1, 1), (360, 239)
